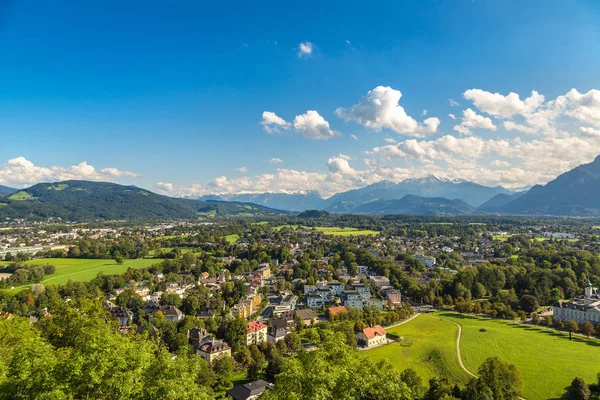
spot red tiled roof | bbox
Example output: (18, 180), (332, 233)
(362, 325), (386, 339)
(327, 306), (347, 316)
(248, 320), (267, 332)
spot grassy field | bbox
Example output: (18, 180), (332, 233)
(224, 234), (240, 243)
(438, 312), (600, 400)
(492, 235), (512, 241)
(0, 258), (155, 286)
(366, 314), (470, 386)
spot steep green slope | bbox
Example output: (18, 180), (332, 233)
(0, 180), (283, 220)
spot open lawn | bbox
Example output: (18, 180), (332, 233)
(366, 314), (470, 386)
(437, 312), (600, 400)
(0, 258), (155, 287)
(224, 234), (240, 243)
(492, 235), (512, 241)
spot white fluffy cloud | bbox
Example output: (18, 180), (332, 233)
(261, 111), (291, 134)
(453, 108), (496, 135)
(503, 121), (537, 134)
(293, 110), (341, 139)
(0, 157), (141, 187)
(297, 41), (314, 58)
(351, 134), (359, 141)
(264, 158), (284, 164)
(236, 166), (248, 173)
(335, 86), (440, 137)
(463, 89), (544, 118)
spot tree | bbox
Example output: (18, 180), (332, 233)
(531, 313), (540, 325)
(115, 255), (125, 265)
(581, 321), (594, 338)
(400, 368), (425, 399)
(566, 320), (579, 340)
(544, 315), (553, 328)
(567, 377), (591, 400)
(211, 356), (233, 393)
(470, 357), (523, 400)
(284, 332), (301, 353)
(519, 295), (539, 313)
(472, 282), (486, 299)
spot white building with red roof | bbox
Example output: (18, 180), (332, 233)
(356, 325), (388, 348)
(247, 320), (268, 346)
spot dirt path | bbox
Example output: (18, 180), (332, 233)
(439, 316), (526, 400)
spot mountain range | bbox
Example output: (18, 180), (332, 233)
(3, 155), (600, 220)
(0, 185), (16, 196)
(486, 155), (600, 216)
(0, 181), (283, 220)
(199, 175), (511, 213)
(199, 190), (324, 212)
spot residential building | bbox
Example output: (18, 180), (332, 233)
(247, 321), (268, 345)
(356, 325), (387, 348)
(198, 341), (232, 364)
(385, 289), (402, 305)
(328, 281), (345, 296)
(187, 327), (213, 349)
(295, 309), (317, 326)
(306, 293), (325, 309)
(415, 254), (436, 268)
(370, 276), (390, 288)
(227, 380), (273, 400)
(327, 305), (348, 321)
(152, 305), (183, 322)
(350, 283), (371, 301)
(342, 290), (364, 308)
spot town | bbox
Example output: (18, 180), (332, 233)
(2, 214), (600, 399)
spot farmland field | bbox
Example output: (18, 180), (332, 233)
(438, 312), (600, 400)
(366, 314), (469, 386)
(0, 258), (155, 286)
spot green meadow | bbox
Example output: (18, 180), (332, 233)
(224, 234), (240, 243)
(438, 312), (600, 400)
(0, 258), (155, 286)
(366, 314), (469, 386)
(367, 312), (600, 400)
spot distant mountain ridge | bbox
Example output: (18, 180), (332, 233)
(0, 181), (284, 220)
(350, 194), (474, 215)
(0, 185), (16, 196)
(321, 175), (510, 211)
(489, 155), (600, 216)
(198, 176), (511, 213)
(199, 190), (324, 212)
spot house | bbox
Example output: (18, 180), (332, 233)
(270, 311), (296, 331)
(255, 265), (271, 280)
(327, 306), (347, 321)
(267, 327), (288, 343)
(187, 327), (213, 349)
(415, 254), (436, 268)
(197, 309), (215, 319)
(113, 306), (134, 326)
(227, 380), (273, 400)
(356, 325), (387, 348)
(152, 305), (183, 322)
(385, 289), (402, 305)
(369, 276), (390, 288)
(295, 309), (317, 326)
(247, 321), (268, 345)
(358, 265), (369, 275)
(198, 340), (232, 364)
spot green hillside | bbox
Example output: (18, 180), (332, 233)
(0, 180), (284, 221)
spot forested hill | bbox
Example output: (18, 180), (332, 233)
(0, 180), (284, 220)
(0, 185), (16, 196)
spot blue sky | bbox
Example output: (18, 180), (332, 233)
(1, 1), (600, 196)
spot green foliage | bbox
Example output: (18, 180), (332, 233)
(567, 377), (591, 400)
(0, 300), (215, 399)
